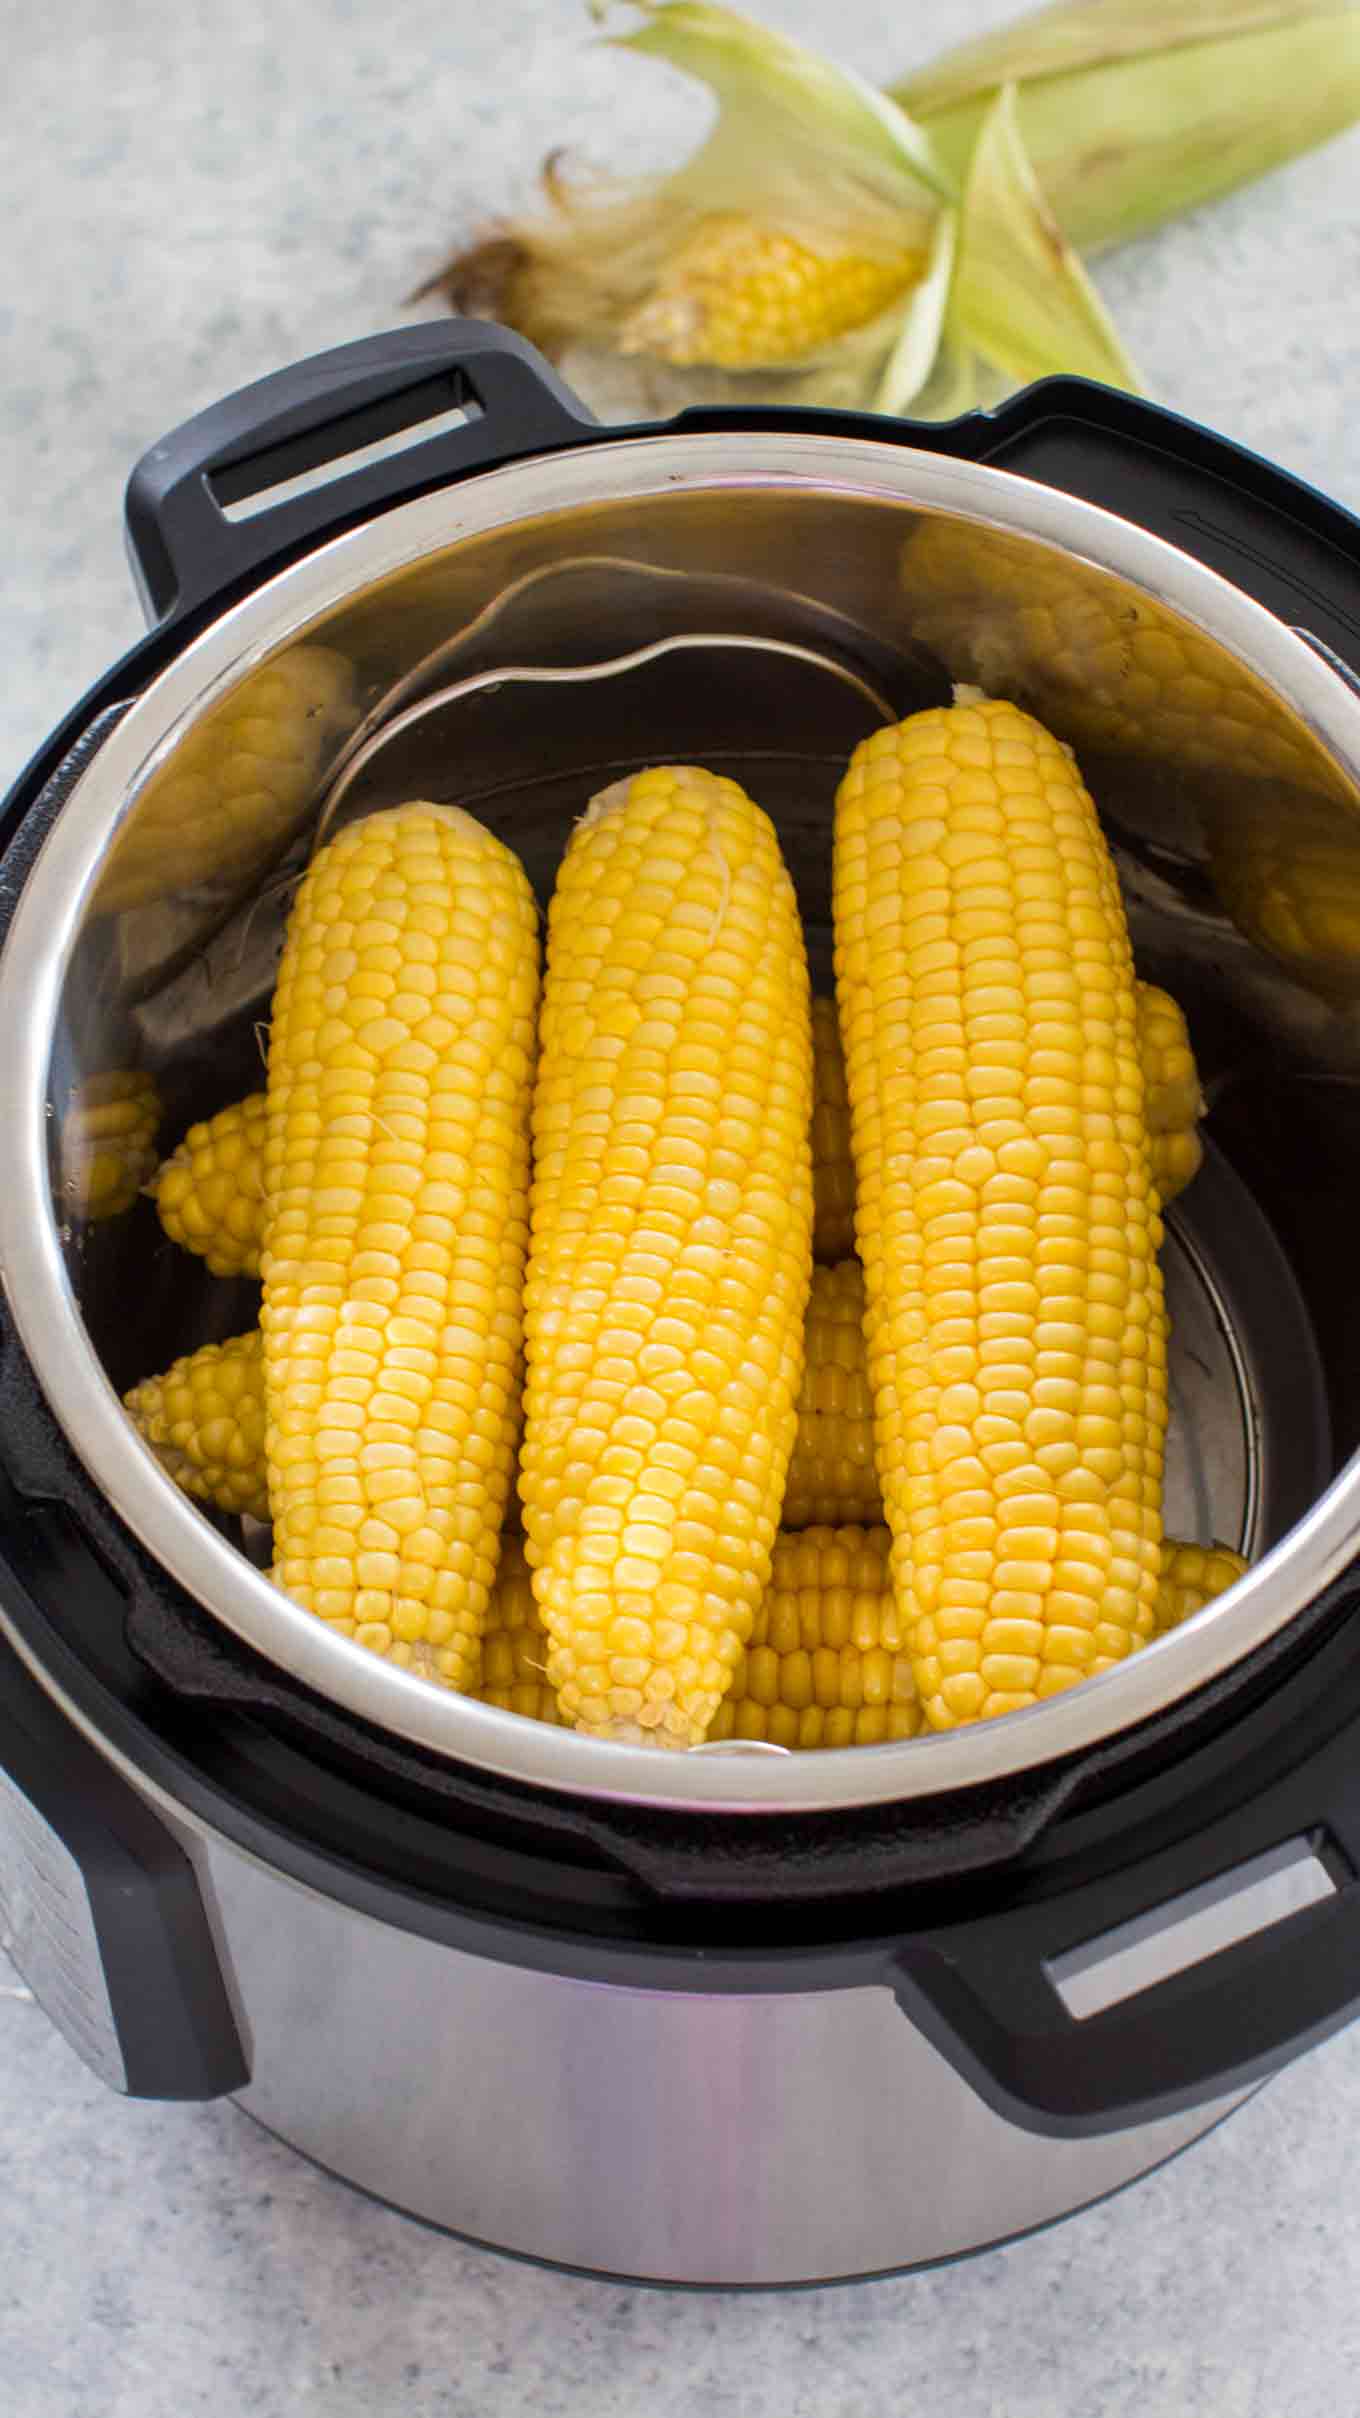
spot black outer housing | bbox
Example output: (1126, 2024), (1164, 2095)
(5, 319), (1360, 2134)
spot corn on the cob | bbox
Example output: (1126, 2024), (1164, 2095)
(900, 520), (1334, 796)
(621, 213), (923, 369)
(59, 1070), (162, 1220)
(811, 995), (857, 1260)
(1206, 789), (1360, 1000)
(94, 646), (356, 916)
(474, 1535), (562, 1722)
(706, 1524), (919, 1747)
(262, 800), (539, 1692)
(1152, 1537), (1248, 1636)
(814, 980), (1204, 1229)
(1135, 981), (1205, 1204)
(783, 1261), (879, 1529)
(124, 1329), (271, 1523)
(153, 1091), (270, 1277)
(521, 764), (812, 1747)
(834, 696), (1169, 1730)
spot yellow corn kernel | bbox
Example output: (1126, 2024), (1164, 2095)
(1152, 1538), (1249, 1636)
(94, 646), (356, 915)
(521, 764), (813, 1748)
(783, 1260), (881, 1529)
(124, 1330), (270, 1523)
(153, 1091), (269, 1277)
(1135, 983), (1205, 1205)
(834, 696), (1169, 1731)
(262, 800), (539, 1693)
(473, 1536), (562, 1723)
(59, 1070), (162, 1220)
(621, 214), (922, 369)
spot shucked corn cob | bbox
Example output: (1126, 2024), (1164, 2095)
(521, 764), (813, 1747)
(834, 696), (1169, 1730)
(813, 981), (1203, 1246)
(474, 1528), (914, 1742)
(783, 1260), (879, 1529)
(93, 646), (356, 916)
(1152, 1537), (1249, 1637)
(124, 1330), (270, 1523)
(475, 1526), (1248, 1741)
(1134, 983), (1205, 1206)
(60, 1070), (162, 1220)
(812, 996), (857, 1260)
(153, 1091), (270, 1278)
(707, 1524), (918, 1747)
(474, 1534), (561, 1723)
(261, 800), (539, 1692)
(621, 213), (924, 369)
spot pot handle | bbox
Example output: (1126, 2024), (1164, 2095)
(124, 319), (598, 629)
(0, 1623), (249, 2100)
(0, 707), (248, 2102)
(889, 1608), (1360, 2138)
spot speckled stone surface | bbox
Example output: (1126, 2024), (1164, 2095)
(3, 0), (1360, 2408)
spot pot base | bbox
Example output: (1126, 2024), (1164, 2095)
(204, 1834), (1247, 2288)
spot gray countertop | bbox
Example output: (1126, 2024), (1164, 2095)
(3, 0), (1360, 2409)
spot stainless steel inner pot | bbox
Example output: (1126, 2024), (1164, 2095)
(4, 430), (1360, 1813)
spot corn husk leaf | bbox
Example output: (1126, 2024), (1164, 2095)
(614, 0), (956, 220)
(945, 82), (1142, 394)
(873, 208), (959, 414)
(891, 0), (1360, 254)
(894, 0), (1334, 118)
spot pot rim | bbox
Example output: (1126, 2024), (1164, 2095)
(4, 426), (1360, 1814)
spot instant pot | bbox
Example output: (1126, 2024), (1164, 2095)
(5, 320), (1360, 2286)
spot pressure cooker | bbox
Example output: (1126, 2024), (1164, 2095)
(4, 318), (1360, 2287)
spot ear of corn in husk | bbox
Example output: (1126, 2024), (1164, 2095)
(418, 0), (1360, 424)
(423, 2), (946, 392)
(933, 81), (1140, 412)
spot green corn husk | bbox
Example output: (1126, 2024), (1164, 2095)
(417, 0), (1360, 420)
(945, 83), (1141, 393)
(893, 0), (1360, 255)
